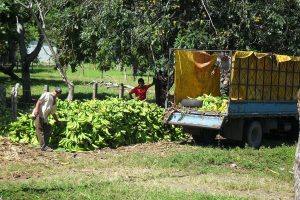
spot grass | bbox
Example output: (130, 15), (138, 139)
(116, 145), (295, 181)
(0, 179), (245, 200)
(0, 64), (155, 102)
(0, 141), (295, 200)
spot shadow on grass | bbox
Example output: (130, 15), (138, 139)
(18, 183), (90, 194)
(183, 133), (298, 149)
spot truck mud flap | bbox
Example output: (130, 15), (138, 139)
(167, 112), (224, 129)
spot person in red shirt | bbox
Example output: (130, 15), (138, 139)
(129, 78), (154, 100)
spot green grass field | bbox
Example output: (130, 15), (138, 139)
(0, 66), (297, 199)
(0, 138), (296, 200)
(0, 64), (155, 102)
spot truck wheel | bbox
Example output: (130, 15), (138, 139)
(180, 99), (203, 108)
(244, 121), (262, 149)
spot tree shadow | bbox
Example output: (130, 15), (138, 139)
(182, 133), (298, 149)
(73, 92), (119, 101)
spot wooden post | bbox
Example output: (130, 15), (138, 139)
(119, 83), (124, 98)
(44, 85), (49, 92)
(10, 83), (20, 121)
(92, 82), (98, 100)
(10, 86), (15, 121)
(295, 90), (300, 199)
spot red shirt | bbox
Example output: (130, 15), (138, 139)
(129, 85), (151, 100)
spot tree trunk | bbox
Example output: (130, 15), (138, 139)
(67, 82), (74, 101)
(17, 17), (44, 103)
(0, 85), (5, 108)
(295, 90), (300, 198)
(28, 5), (74, 100)
(154, 71), (174, 107)
(132, 63), (137, 81)
(21, 61), (31, 102)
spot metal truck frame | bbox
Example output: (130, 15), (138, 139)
(165, 49), (299, 148)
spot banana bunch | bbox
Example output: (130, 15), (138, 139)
(9, 113), (38, 145)
(195, 94), (228, 113)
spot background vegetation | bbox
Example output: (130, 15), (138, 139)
(1, 0), (300, 104)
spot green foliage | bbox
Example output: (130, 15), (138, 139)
(42, 0), (300, 77)
(2, 0), (300, 77)
(9, 98), (185, 151)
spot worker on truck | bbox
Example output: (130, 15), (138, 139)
(32, 87), (62, 151)
(129, 78), (154, 100)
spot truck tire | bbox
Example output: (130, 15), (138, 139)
(180, 99), (203, 108)
(244, 121), (262, 149)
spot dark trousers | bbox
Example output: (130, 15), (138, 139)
(35, 117), (51, 148)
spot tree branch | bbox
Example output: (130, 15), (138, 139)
(201, 0), (217, 34)
(16, 16), (27, 61)
(28, 31), (44, 62)
(0, 65), (21, 80)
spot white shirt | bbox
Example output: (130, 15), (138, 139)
(32, 92), (57, 123)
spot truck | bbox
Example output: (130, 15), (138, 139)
(164, 49), (300, 148)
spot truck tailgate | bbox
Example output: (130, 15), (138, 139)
(166, 111), (224, 129)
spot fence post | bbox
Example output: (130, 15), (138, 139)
(44, 85), (49, 92)
(119, 83), (124, 98)
(10, 83), (20, 121)
(92, 82), (98, 100)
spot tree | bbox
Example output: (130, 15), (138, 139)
(39, 0), (300, 105)
(0, 0), (21, 80)
(1, 0), (76, 101)
(0, 0), (45, 102)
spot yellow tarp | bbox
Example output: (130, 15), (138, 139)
(276, 54), (292, 63)
(174, 50), (220, 104)
(231, 51), (300, 101)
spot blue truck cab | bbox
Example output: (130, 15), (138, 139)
(164, 49), (300, 148)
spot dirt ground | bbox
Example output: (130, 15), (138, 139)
(0, 137), (186, 163)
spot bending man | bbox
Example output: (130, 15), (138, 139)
(32, 87), (62, 151)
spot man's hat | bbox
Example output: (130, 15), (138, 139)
(55, 86), (62, 93)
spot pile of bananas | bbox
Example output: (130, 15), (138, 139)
(9, 98), (184, 151)
(195, 94), (228, 113)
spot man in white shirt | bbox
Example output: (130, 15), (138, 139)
(32, 87), (62, 151)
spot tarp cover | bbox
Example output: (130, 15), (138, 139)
(231, 51), (300, 101)
(174, 50), (220, 103)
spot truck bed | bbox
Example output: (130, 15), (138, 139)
(166, 101), (298, 130)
